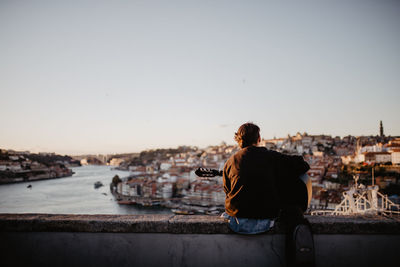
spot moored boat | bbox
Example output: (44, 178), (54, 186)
(171, 209), (195, 215)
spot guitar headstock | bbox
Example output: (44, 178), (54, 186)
(195, 167), (223, 178)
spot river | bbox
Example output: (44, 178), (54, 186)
(0, 165), (173, 215)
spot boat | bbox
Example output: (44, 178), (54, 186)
(94, 181), (103, 189)
(118, 200), (136, 205)
(171, 209), (195, 215)
(206, 210), (221, 215)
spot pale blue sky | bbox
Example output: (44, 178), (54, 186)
(0, 0), (399, 154)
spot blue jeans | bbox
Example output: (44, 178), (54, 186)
(221, 212), (274, 234)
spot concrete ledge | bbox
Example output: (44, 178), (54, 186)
(1, 213), (400, 234)
(2, 214), (400, 267)
(308, 215), (400, 234)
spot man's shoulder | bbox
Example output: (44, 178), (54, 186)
(247, 146), (281, 157)
(229, 146), (278, 163)
(247, 147), (304, 163)
(230, 146), (280, 157)
(225, 147), (287, 164)
(224, 152), (235, 167)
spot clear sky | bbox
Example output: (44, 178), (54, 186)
(1, 0), (399, 155)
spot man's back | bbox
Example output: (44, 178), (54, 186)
(223, 146), (309, 219)
(223, 123), (315, 266)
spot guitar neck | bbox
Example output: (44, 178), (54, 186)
(195, 167), (222, 177)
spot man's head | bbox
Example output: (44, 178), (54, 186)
(234, 122), (261, 148)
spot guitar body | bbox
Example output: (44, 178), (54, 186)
(281, 173), (312, 212)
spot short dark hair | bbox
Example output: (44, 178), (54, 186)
(234, 122), (260, 148)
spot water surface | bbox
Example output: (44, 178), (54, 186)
(0, 165), (173, 215)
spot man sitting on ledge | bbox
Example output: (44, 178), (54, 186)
(222, 122), (315, 267)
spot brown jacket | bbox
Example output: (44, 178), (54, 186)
(223, 146), (310, 219)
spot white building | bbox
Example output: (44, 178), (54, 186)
(375, 153), (391, 163)
(359, 144), (384, 154)
(341, 155), (354, 165)
(9, 156), (19, 161)
(364, 152), (391, 163)
(109, 158), (124, 166)
(9, 164), (22, 171)
(391, 151), (400, 165)
(313, 151), (324, 157)
(160, 163), (172, 171)
(162, 183), (173, 199)
(296, 145), (304, 154)
(118, 182), (131, 196)
(354, 153), (365, 163)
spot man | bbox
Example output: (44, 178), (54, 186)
(222, 122), (315, 267)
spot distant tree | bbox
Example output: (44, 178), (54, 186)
(0, 150), (9, 160)
(112, 175), (121, 186)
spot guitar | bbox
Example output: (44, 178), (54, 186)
(195, 167), (222, 178)
(195, 167), (312, 212)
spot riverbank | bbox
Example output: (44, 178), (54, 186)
(0, 148), (80, 185)
(0, 169), (74, 185)
(111, 189), (224, 215)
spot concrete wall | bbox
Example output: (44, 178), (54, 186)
(1, 214), (400, 267)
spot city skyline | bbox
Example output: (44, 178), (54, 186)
(1, 125), (396, 156)
(1, 1), (399, 154)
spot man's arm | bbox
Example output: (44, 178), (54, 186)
(272, 151), (310, 180)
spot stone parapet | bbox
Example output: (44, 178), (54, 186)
(1, 213), (399, 234)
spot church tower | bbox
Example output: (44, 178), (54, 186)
(380, 120), (384, 137)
